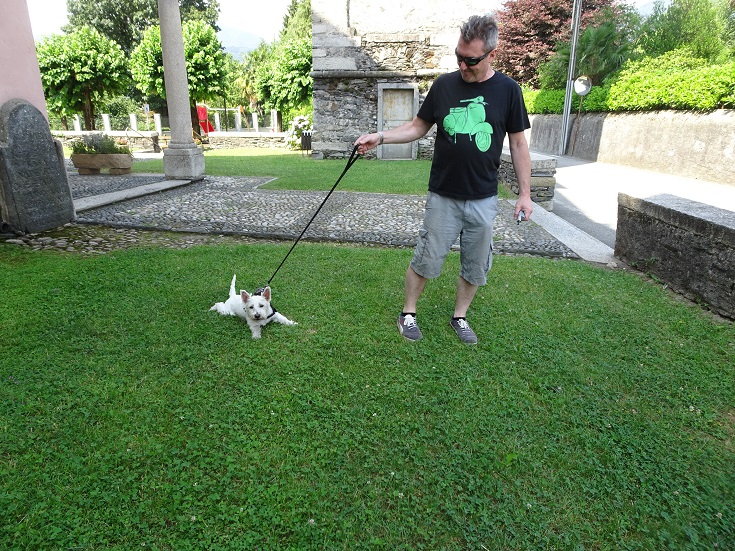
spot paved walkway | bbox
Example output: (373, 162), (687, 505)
(25, 151), (735, 265)
(65, 166), (601, 261)
(551, 155), (735, 249)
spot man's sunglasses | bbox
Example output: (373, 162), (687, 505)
(455, 49), (493, 67)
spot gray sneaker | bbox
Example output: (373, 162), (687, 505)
(450, 317), (477, 344)
(397, 314), (422, 341)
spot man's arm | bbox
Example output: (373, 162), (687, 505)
(355, 117), (433, 155)
(508, 130), (534, 221)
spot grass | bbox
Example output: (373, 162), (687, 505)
(132, 147), (515, 198)
(1, 242), (733, 550)
(3, 147), (733, 548)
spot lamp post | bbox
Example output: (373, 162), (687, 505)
(559, 0), (583, 156)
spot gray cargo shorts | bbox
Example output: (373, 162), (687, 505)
(410, 191), (498, 286)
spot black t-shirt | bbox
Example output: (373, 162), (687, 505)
(417, 70), (530, 199)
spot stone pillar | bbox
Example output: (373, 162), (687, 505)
(102, 114), (112, 132)
(270, 109), (282, 132)
(154, 113), (163, 135)
(129, 113), (138, 131)
(157, 0), (204, 180)
(73, 115), (81, 131)
(213, 112), (221, 132)
(253, 112), (259, 132)
(0, 0), (48, 117)
(234, 111), (242, 131)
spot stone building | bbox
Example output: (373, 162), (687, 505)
(311, 0), (492, 160)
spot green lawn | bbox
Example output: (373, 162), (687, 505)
(2, 148), (733, 549)
(132, 147), (515, 198)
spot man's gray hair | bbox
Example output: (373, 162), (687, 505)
(460, 14), (499, 52)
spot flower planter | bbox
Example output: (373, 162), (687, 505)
(70, 153), (133, 175)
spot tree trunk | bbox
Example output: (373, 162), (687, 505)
(190, 104), (199, 137)
(82, 89), (95, 131)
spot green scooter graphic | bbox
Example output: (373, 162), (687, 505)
(443, 96), (493, 152)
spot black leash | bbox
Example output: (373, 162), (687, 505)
(266, 145), (361, 285)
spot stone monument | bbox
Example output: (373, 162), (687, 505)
(0, 99), (75, 234)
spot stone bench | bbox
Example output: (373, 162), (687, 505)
(498, 148), (556, 210)
(615, 193), (735, 320)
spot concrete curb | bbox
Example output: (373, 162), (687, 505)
(524, 200), (616, 264)
(74, 179), (193, 212)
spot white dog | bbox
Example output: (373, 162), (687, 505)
(210, 275), (297, 339)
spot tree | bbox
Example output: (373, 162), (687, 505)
(244, 0), (312, 124)
(280, 0), (312, 42)
(64, 0), (220, 55)
(538, 9), (637, 89)
(36, 26), (129, 130)
(254, 37), (312, 120)
(233, 42), (273, 126)
(638, 0), (727, 61)
(494, 0), (618, 87)
(130, 19), (227, 132)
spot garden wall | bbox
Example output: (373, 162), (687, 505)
(615, 193), (735, 320)
(529, 111), (735, 185)
(52, 130), (160, 151)
(311, 0), (487, 159)
(205, 132), (288, 149)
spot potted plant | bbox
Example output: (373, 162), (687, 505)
(70, 134), (133, 175)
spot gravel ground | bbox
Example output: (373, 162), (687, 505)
(3, 171), (579, 258)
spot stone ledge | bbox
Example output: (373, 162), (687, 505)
(615, 193), (735, 320)
(311, 69), (446, 79)
(499, 148), (557, 210)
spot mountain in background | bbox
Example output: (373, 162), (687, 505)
(217, 26), (265, 60)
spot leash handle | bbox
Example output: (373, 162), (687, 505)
(267, 145), (361, 285)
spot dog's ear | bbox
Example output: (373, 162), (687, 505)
(241, 290), (250, 302)
(263, 286), (271, 300)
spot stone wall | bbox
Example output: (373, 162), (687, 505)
(615, 193), (735, 320)
(311, 0), (488, 159)
(498, 149), (557, 210)
(529, 111), (735, 185)
(205, 132), (288, 150)
(53, 131), (160, 151)
(312, 75), (437, 159)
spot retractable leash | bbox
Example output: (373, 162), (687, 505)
(264, 145), (361, 287)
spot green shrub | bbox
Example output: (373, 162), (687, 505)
(579, 84), (611, 112)
(71, 133), (131, 155)
(524, 49), (735, 113)
(95, 96), (141, 131)
(607, 49), (735, 111)
(525, 88), (566, 114)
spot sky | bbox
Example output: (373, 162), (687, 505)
(25, 0), (292, 48)
(25, 0), (655, 46)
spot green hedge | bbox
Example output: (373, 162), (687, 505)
(524, 49), (735, 114)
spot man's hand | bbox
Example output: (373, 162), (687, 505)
(354, 133), (381, 155)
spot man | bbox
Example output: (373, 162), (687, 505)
(355, 14), (533, 344)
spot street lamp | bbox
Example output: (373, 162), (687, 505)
(559, 0), (583, 156)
